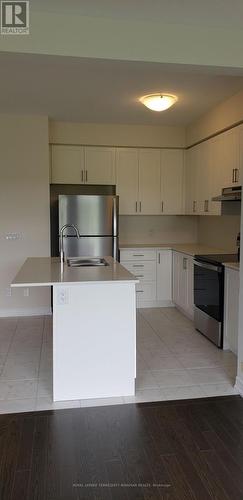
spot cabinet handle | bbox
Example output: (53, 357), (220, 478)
(235, 168), (239, 183)
(158, 252), (160, 264)
(135, 201), (138, 212)
(136, 274), (144, 278)
(183, 257), (187, 270)
(81, 170), (84, 183)
(85, 170), (88, 182)
(161, 201), (164, 213)
(232, 168), (235, 183)
(133, 254), (144, 257)
(204, 200), (209, 212)
(139, 201), (142, 212)
(133, 264), (144, 268)
(136, 290), (144, 293)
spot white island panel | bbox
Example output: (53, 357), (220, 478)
(53, 282), (136, 401)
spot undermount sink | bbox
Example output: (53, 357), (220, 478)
(67, 257), (109, 267)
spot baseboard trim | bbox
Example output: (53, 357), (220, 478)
(0, 307), (52, 318)
(137, 300), (175, 309)
(235, 376), (243, 397)
(175, 304), (194, 321)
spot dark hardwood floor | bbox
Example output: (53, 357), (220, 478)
(0, 395), (243, 499)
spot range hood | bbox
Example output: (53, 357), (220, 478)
(212, 186), (241, 202)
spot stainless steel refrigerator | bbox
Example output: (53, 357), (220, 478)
(58, 195), (119, 260)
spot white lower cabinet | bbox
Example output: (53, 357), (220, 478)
(172, 251), (194, 319)
(156, 250), (172, 303)
(224, 268), (239, 354)
(120, 248), (173, 308)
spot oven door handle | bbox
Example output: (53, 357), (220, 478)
(194, 260), (222, 273)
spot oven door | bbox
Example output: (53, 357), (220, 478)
(194, 260), (224, 322)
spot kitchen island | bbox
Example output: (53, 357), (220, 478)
(12, 257), (138, 402)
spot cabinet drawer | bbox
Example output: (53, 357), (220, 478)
(136, 282), (156, 302)
(121, 261), (156, 281)
(120, 249), (156, 261)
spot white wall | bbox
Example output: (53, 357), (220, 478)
(119, 216), (198, 245)
(198, 216), (241, 252)
(49, 121), (186, 148)
(186, 88), (243, 146)
(0, 114), (51, 317)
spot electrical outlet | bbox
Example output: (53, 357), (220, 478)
(6, 287), (12, 297)
(57, 288), (69, 305)
(5, 232), (22, 240)
(23, 288), (29, 297)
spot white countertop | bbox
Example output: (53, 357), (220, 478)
(11, 257), (139, 287)
(119, 242), (232, 257)
(223, 262), (240, 271)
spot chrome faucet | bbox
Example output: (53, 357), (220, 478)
(59, 224), (80, 265)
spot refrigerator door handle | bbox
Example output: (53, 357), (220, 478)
(112, 197), (118, 237)
(112, 236), (119, 261)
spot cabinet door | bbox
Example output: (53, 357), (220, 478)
(51, 145), (84, 184)
(172, 251), (180, 305)
(238, 124), (243, 186)
(84, 147), (115, 185)
(219, 128), (239, 188)
(138, 149), (161, 214)
(173, 251), (187, 309)
(116, 149), (139, 215)
(172, 251), (194, 318)
(197, 142), (209, 215)
(186, 256), (194, 318)
(157, 250), (172, 301)
(185, 148), (197, 215)
(178, 254), (188, 311)
(208, 137), (221, 216)
(224, 269), (239, 354)
(161, 150), (184, 214)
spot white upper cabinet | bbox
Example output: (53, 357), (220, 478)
(116, 148), (139, 215)
(218, 128), (240, 188)
(185, 146), (198, 215)
(51, 145), (84, 184)
(185, 125), (241, 216)
(84, 147), (115, 185)
(138, 149), (161, 215)
(208, 136), (222, 215)
(51, 145), (115, 185)
(161, 149), (184, 214)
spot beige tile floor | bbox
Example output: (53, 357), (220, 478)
(0, 308), (238, 413)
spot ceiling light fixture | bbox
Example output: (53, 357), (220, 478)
(140, 93), (178, 112)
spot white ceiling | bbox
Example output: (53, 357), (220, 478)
(32, 0), (243, 28)
(1, 53), (243, 125)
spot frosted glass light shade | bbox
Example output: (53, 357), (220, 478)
(140, 93), (177, 111)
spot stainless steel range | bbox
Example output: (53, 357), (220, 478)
(194, 253), (239, 348)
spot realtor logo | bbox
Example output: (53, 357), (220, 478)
(1, 1), (29, 34)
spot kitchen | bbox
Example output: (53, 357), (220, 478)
(3, 3), (243, 498)
(0, 53), (242, 412)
